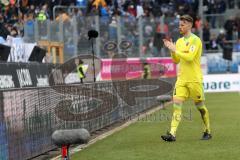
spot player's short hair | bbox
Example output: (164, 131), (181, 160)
(79, 59), (84, 64)
(180, 15), (193, 24)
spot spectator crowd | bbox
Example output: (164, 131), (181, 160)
(0, 0), (240, 56)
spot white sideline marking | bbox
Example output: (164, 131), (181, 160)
(51, 102), (172, 160)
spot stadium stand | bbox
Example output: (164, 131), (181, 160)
(0, 0), (239, 53)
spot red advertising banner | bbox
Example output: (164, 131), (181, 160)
(101, 57), (177, 80)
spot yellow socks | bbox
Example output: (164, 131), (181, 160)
(197, 105), (211, 133)
(169, 103), (211, 136)
(170, 104), (182, 136)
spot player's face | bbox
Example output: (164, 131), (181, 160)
(179, 20), (192, 35)
(75, 58), (79, 65)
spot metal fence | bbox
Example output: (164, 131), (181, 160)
(23, 10), (240, 61)
(202, 14), (227, 29)
(23, 15), (180, 60)
(0, 78), (173, 160)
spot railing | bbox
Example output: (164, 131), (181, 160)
(23, 15), (180, 60)
(203, 40), (240, 54)
(202, 13), (227, 29)
(0, 62), (173, 160)
(23, 12), (240, 60)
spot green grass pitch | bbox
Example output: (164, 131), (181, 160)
(72, 92), (240, 160)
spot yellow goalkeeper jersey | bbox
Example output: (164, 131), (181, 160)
(171, 33), (203, 82)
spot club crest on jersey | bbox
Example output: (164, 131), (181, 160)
(190, 45), (196, 52)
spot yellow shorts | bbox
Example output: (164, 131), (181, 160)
(173, 80), (205, 102)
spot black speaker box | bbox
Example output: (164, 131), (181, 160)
(28, 46), (46, 62)
(0, 44), (11, 61)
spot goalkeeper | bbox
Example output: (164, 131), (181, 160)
(161, 15), (211, 142)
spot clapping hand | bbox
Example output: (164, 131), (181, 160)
(163, 38), (176, 53)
